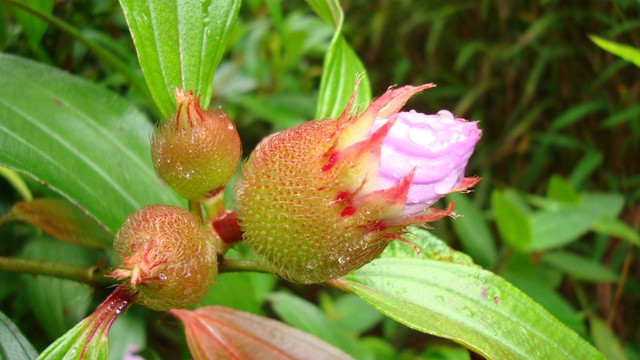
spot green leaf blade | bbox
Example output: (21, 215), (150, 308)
(0, 311), (38, 360)
(447, 193), (497, 268)
(526, 208), (599, 252)
(316, 35), (372, 119)
(120, 0), (241, 117)
(0, 54), (181, 233)
(269, 292), (365, 359)
(542, 251), (619, 283)
(491, 190), (531, 250)
(307, 0), (371, 119)
(590, 35), (640, 68)
(10, 0), (54, 50)
(336, 229), (604, 360)
(339, 259), (603, 360)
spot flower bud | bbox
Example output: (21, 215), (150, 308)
(372, 109), (480, 215)
(151, 89), (242, 201)
(235, 83), (480, 283)
(111, 205), (217, 311)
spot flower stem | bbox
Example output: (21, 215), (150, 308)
(202, 190), (226, 220)
(189, 200), (203, 221)
(0, 256), (116, 286)
(218, 258), (270, 274)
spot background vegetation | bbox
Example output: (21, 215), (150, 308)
(0, 0), (638, 359)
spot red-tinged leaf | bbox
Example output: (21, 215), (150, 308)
(13, 198), (113, 249)
(170, 306), (353, 360)
(36, 286), (133, 360)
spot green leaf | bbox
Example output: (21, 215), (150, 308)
(171, 306), (354, 360)
(590, 35), (640, 68)
(546, 175), (578, 203)
(199, 272), (275, 315)
(570, 151), (603, 187)
(491, 190), (531, 250)
(590, 317), (628, 360)
(382, 227), (476, 266)
(307, 0), (372, 119)
(578, 192), (625, 219)
(335, 230), (604, 360)
(420, 345), (471, 360)
(526, 207), (599, 252)
(119, 0), (241, 117)
(549, 101), (607, 131)
(269, 292), (366, 359)
(447, 193), (497, 268)
(0, 6), (8, 51)
(305, 0), (341, 26)
(590, 216), (640, 246)
(501, 273), (584, 334)
(0, 54), (181, 233)
(199, 246), (276, 314)
(327, 294), (383, 335)
(108, 308), (146, 360)
(542, 251), (619, 283)
(10, 0), (53, 50)
(601, 104), (640, 128)
(21, 236), (94, 340)
(0, 311), (38, 360)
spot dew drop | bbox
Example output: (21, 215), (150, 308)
(437, 110), (454, 119)
(408, 123), (436, 146)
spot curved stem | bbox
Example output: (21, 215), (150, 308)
(0, 0), (158, 116)
(189, 200), (203, 221)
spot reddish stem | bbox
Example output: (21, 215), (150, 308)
(80, 285), (133, 359)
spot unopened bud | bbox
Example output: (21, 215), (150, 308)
(151, 89), (242, 201)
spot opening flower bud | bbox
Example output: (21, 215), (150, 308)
(372, 109), (480, 215)
(235, 83), (480, 283)
(151, 89), (242, 201)
(111, 205), (217, 311)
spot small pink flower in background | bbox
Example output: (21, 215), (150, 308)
(123, 344), (145, 360)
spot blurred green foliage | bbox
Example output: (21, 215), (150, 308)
(0, 0), (639, 359)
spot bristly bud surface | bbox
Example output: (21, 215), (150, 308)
(151, 89), (241, 201)
(235, 82), (480, 283)
(111, 205), (217, 311)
